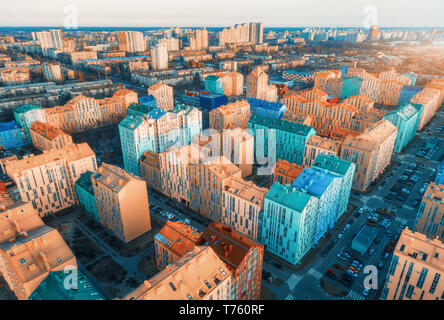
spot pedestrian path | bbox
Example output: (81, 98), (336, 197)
(307, 268), (323, 280)
(285, 294), (295, 300)
(395, 217), (408, 225)
(287, 274), (302, 290)
(346, 290), (365, 300)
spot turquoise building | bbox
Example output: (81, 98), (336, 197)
(119, 114), (157, 176)
(13, 104), (46, 143)
(170, 104), (203, 147)
(312, 154), (355, 220)
(262, 182), (319, 265)
(247, 114), (316, 166)
(0, 121), (25, 150)
(340, 76), (363, 99)
(292, 167), (342, 242)
(28, 271), (104, 300)
(382, 103), (422, 153)
(127, 103), (157, 117)
(75, 171), (98, 221)
(204, 75), (224, 95)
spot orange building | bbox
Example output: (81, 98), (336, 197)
(382, 229), (443, 300)
(148, 83), (174, 111)
(209, 100), (251, 130)
(5, 143), (97, 216)
(303, 135), (340, 167)
(154, 221), (202, 270)
(45, 89), (137, 134)
(410, 87), (441, 130)
(91, 163), (151, 243)
(222, 178), (268, 241)
(414, 183), (444, 241)
(200, 222), (264, 300)
(29, 121), (73, 151)
(0, 202), (77, 300)
(425, 78), (444, 111)
(271, 159), (304, 186)
(124, 246), (232, 300)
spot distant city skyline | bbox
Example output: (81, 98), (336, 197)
(1, 0), (444, 28)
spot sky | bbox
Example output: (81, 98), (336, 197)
(0, 0), (443, 28)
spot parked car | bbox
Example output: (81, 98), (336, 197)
(362, 288), (370, 296)
(334, 264), (345, 271)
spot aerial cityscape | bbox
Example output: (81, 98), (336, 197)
(0, 0), (444, 305)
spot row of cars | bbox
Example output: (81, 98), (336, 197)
(150, 204), (195, 228)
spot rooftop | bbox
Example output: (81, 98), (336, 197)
(266, 182), (313, 213)
(248, 114), (315, 136)
(312, 154), (354, 176)
(291, 167), (339, 198)
(223, 177), (267, 207)
(29, 121), (70, 141)
(155, 221), (202, 257)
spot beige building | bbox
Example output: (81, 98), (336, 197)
(382, 229), (443, 300)
(117, 31), (146, 53)
(29, 121), (73, 151)
(42, 62), (63, 82)
(123, 246), (232, 300)
(410, 87), (441, 130)
(5, 143), (97, 216)
(148, 83), (174, 111)
(246, 67), (277, 102)
(221, 72), (244, 96)
(150, 43), (168, 70)
(414, 183), (444, 241)
(209, 100), (251, 130)
(91, 163), (151, 243)
(0, 202), (77, 300)
(303, 135), (341, 167)
(222, 177), (267, 241)
(341, 120), (397, 191)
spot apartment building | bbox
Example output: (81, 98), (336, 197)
(303, 135), (340, 167)
(221, 178), (267, 241)
(5, 143), (97, 216)
(381, 229), (443, 300)
(410, 87), (441, 130)
(117, 31), (146, 53)
(200, 222), (264, 300)
(148, 83), (174, 111)
(91, 163), (151, 243)
(209, 100), (251, 130)
(154, 221), (202, 270)
(13, 104), (47, 143)
(271, 159), (304, 186)
(340, 120), (397, 191)
(124, 246), (232, 300)
(29, 121), (73, 151)
(246, 67), (277, 102)
(414, 183), (444, 241)
(0, 202), (77, 300)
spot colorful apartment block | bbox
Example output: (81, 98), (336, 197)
(124, 246), (232, 300)
(381, 229), (443, 300)
(343, 94), (374, 113)
(312, 154), (355, 220)
(246, 67), (277, 102)
(200, 222), (264, 300)
(246, 98), (287, 119)
(13, 104), (47, 143)
(410, 87), (441, 130)
(340, 120), (397, 191)
(148, 83), (174, 111)
(209, 100), (251, 130)
(383, 103), (422, 153)
(221, 178), (267, 241)
(303, 135), (340, 167)
(75, 171), (98, 221)
(414, 183), (444, 241)
(29, 121), (73, 151)
(425, 78), (444, 111)
(271, 159), (304, 186)
(292, 167), (342, 242)
(0, 202), (77, 300)
(340, 77), (363, 99)
(262, 182), (319, 265)
(119, 105), (202, 176)
(154, 221), (202, 270)
(247, 114), (316, 166)
(0, 121), (25, 150)
(91, 163), (151, 243)
(5, 143), (97, 216)
(43, 89), (138, 135)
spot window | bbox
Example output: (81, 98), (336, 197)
(169, 282), (177, 291)
(399, 244), (405, 252)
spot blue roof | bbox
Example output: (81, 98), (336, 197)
(84, 56), (149, 63)
(246, 98), (285, 111)
(291, 167), (337, 198)
(138, 95), (156, 103)
(0, 121), (20, 132)
(147, 108), (166, 119)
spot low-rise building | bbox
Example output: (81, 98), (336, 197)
(29, 121), (73, 151)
